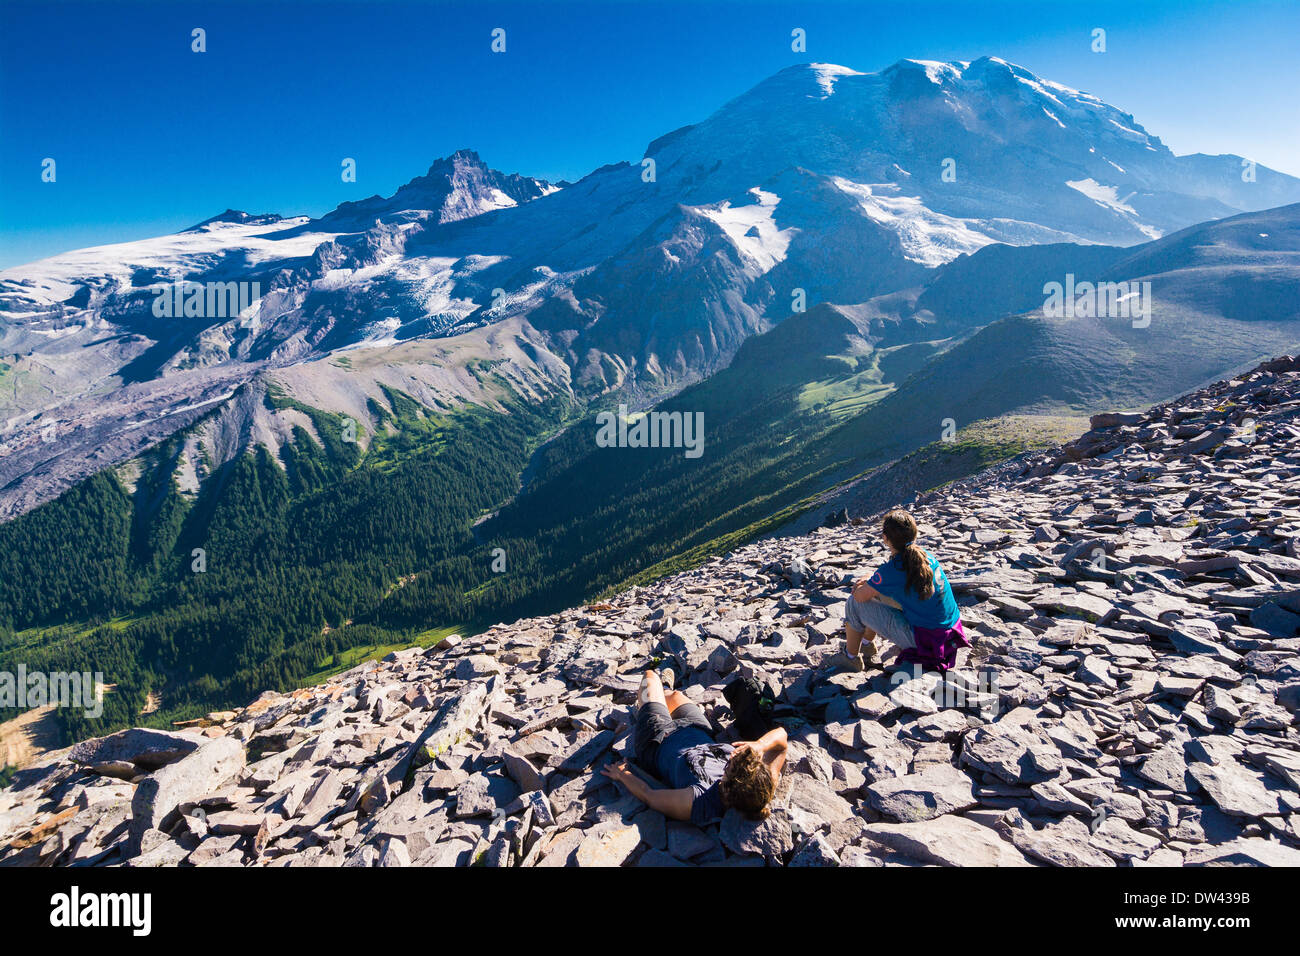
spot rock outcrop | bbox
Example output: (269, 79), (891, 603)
(3, 356), (1300, 867)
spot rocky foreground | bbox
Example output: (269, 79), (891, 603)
(4, 357), (1300, 868)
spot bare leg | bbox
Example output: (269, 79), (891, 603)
(844, 624), (878, 659)
(638, 669), (668, 710)
(845, 623), (863, 657)
(664, 689), (691, 715)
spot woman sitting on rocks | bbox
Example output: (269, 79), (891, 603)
(826, 507), (969, 673)
(601, 669), (787, 825)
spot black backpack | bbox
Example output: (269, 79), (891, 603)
(723, 676), (775, 739)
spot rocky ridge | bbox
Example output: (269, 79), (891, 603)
(3, 356), (1300, 867)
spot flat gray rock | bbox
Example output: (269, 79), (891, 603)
(70, 728), (203, 771)
(719, 809), (794, 859)
(961, 726), (1063, 785)
(129, 737), (245, 852)
(1005, 816), (1116, 868)
(1187, 760), (1286, 818)
(1138, 741), (1195, 792)
(1184, 837), (1300, 867)
(788, 832), (840, 867)
(867, 763), (978, 822)
(863, 815), (1033, 867)
(575, 821), (643, 867)
(453, 773), (519, 818)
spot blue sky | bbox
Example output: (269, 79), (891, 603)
(1, 0), (1296, 268)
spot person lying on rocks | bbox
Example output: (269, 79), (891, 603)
(600, 669), (787, 825)
(825, 507), (969, 673)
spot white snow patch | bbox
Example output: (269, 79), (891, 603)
(22, 325), (83, 339)
(695, 188), (795, 272)
(121, 389), (238, 430)
(830, 178), (996, 267)
(1018, 76), (1068, 108)
(1066, 178), (1136, 214)
(392, 257), (472, 316)
(1066, 179), (1162, 240)
(486, 188), (520, 210)
(805, 63), (865, 98)
(900, 59), (964, 85)
(0, 218), (339, 307)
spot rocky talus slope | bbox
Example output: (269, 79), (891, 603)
(4, 357), (1300, 868)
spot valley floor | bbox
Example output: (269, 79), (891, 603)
(2, 355), (1299, 866)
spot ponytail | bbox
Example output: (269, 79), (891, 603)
(882, 509), (934, 600)
(899, 542), (935, 600)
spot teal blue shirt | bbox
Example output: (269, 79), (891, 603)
(868, 549), (960, 629)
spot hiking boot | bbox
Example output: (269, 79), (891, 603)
(822, 651), (865, 673)
(659, 665), (677, 691)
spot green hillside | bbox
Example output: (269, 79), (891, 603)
(5, 207), (1300, 758)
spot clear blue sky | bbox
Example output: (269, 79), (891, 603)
(2, 0), (1296, 268)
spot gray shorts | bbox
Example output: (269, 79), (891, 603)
(631, 701), (713, 773)
(844, 597), (916, 650)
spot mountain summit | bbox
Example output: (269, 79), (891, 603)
(646, 55), (1292, 246)
(314, 149), (559, 230)
(2, 56), (1299, 520)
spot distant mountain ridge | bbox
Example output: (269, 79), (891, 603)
(2, 58), (1300, 766)
(187, 210), (288, 231)
(309, 149), (559, 230)
(1, 55), (1300, 521)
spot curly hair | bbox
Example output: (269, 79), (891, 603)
(720, 747), (775, 820)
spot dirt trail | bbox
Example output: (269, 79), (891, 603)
(0, 705), (61, 771)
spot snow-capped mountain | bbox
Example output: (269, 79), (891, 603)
(2, 56), (1299, 517)
(311, 149), (560, 231)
